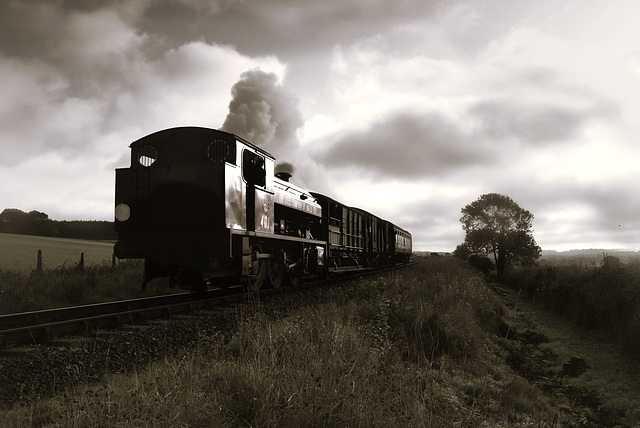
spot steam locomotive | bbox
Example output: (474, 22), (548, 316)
(114, 127), (412, 292)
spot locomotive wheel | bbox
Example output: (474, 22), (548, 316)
(287, 264), (302, 286)
(245, 267), (265, 292)
(284, 251), (303, 286)
(245, 244), (266, 292)
(268, 250), (285, 289)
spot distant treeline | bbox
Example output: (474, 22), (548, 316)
(0, 208), (116, 240)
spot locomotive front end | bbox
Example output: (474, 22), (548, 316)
(114, 127), (238, 290)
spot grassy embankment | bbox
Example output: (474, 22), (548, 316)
(0, 260), (175, 315)
(1, 257), (563, 427)
(0, 233), (173, 314)
(502, 255), (640, 354)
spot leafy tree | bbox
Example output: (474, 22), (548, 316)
(453, 243), (472, 260)
(0, 208), (57, 236)
(0, 208), (116, 240)
(459, 193), (541, 277)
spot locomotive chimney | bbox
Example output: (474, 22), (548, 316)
(275, 172), (292, 182)
(275, 162), (295, 182)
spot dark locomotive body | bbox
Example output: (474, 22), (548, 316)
(114, 127), (412, 291)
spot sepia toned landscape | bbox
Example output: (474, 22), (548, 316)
(2, 1), (640, 427)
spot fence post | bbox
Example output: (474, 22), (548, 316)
(112, 253), (116, 267)
(78, 252), (85, 270)
(36, 249), (43, 272)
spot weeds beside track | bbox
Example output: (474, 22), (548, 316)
(2, 257), (632, 426)
(1, 257), (560, 427)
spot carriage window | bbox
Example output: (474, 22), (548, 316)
(138, 145), (157, 167)
(242, 150), (266, 187)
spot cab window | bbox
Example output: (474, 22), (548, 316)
(243, 149), (266, 187)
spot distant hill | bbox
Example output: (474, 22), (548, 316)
(542, 249), (638, 258)
(541, 249), (639, 265)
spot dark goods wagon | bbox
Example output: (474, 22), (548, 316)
(114, 127), (412, 293)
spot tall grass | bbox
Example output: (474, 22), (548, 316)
(0, 261), (174, 315)
(1, 258), (558, 427)
(502, 256), (640, 353)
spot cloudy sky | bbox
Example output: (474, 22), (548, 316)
(1, 0), (639, 252)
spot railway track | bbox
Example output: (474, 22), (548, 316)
(0, 262), (418, 350)
(0, 286), (248, 349)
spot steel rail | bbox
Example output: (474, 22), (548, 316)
(0, 261), (419, 349)
(0, 287), (246, 348)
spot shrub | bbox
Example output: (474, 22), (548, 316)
(502, 257), (640, 353)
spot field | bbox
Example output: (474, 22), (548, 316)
(0, 233), (115, 273)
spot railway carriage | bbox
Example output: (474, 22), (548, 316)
(310, 194), (396, 270)
(114, 127), (411, 292)
(394, 225), (412, 264)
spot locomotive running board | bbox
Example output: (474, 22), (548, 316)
(230, 229), (326, 246)
(329, 266), (374, 273)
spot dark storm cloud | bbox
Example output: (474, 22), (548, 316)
(60, 0), (122, 12)
(0, 0), (442, 61)
(221, 69), (303, 154)
(468, 65), (619, 146)
(137, 0), (443, 58)
(0, 2), (147, 100)
(0, 0), (137, 59)
(471, 100), (590, 144)
(317, 112), (489, 178)
(0, 1), (64, 58)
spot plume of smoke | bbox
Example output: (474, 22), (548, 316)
(221, 69), (303, 155)
(275, 161), (295, 176)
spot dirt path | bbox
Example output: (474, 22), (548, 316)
(496, 283), (640, 426)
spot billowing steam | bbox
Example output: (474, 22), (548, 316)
(275, 161), (295, 176)
(221, 69), (303, 156)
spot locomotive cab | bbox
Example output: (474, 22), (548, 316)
(114, 127), (278, 290)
